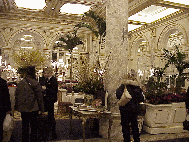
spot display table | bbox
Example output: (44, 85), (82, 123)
(58, 89), (84, 104)
(69, 106), (112, 142)
(57, 89), (84, 114)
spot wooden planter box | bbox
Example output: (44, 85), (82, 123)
(143, 102), (187, 134)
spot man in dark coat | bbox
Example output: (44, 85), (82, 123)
(0, 69), (11, 142)
(40, 67), (58, 140)
(116, 77), (144, 142)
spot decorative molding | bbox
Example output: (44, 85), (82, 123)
(7, 29), (47, 50)
(129, 11), (189, 36)
(128, 0), (160, 17)
(157, 23), (188, 50)
(131, 34), (150, 55)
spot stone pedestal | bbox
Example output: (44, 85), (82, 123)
(143, 102), (187, 134)
(99, 113), (123, 139)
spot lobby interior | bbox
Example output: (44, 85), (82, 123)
(0, 0), (189, 141)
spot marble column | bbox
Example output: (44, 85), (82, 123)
(99, 1), (129, 139)
(105, 0), (129, 112)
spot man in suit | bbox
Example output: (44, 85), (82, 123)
(0, 68), (11, 142)
(40, 67), (58, 140)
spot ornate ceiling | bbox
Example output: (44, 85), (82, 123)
(0, 0), (189, 35)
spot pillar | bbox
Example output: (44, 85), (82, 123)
(105, 0), (129, 112)
(100, 1), (129, 139)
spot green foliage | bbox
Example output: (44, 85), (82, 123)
(75, 11), (106, 41)
(145, 67), (168, 104)
(145, 45), (189, 104)
(59, 31), (83, 52)
(13, 49), (47, 68)
(163, 45), (189, 76)
(163, 45), (189, 92)
(75, 57), (104, 96)
(58, 30), (83, 81)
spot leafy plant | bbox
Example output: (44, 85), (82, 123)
(145, 67), (168, 104)
(75, 56), (104, 97)
(13, 49), (47, 68)
(58, 30), (83, 81)
(58, 30), (83, 52)
(163, 45), (189, 93)
(75, 11), (106, 60)
(144, 45), (189, 104)
(75, 11), (106, 41)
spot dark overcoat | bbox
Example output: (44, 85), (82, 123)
(0, 77), (11, 114)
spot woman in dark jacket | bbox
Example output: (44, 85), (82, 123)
(116, 78), (144, 142)
(15, 66), (44, 142)
(0, 70), (11, 142)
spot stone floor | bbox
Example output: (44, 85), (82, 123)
(12, 105), (189, 142)
(47, 131), (189, 142)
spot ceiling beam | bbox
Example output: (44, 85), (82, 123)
(156, 0), (189, 10)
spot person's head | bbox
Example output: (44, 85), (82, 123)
(122, 73), (139, 86)
(43, 67), (53, 78)
(26, 66), (36, 79)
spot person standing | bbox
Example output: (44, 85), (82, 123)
(15, 66), (44, 142)
(116, 74), (144, 142)
(40, 67), (58, 140)
(0, 68), (11, 142)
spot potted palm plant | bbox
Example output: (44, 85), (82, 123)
(163, 45), (189, 93)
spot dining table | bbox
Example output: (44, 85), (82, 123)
(69, 105), (112, 142)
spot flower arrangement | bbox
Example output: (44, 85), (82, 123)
(144, 69), (187, 104)
(144, 45), (188, 104)
(75, 56), (105, 97)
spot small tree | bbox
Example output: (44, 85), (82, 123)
(13, 49), (47, 77)
(58, 30), (83, 81)
(75, 11), (106, 62)
(163, 45), (189, 93)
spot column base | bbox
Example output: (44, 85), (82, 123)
(143, 125), (188, 134)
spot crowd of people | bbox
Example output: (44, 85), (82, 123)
(0, 66), (189, 142)
(0, 66), (58, 142)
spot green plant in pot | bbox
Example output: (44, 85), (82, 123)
(144, 45), (188, 104)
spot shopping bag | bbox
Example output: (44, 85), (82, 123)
(3, 114), (14, 131)
(118, 86), (132, 106)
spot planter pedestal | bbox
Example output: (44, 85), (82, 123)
(143, 102), (187, 134)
